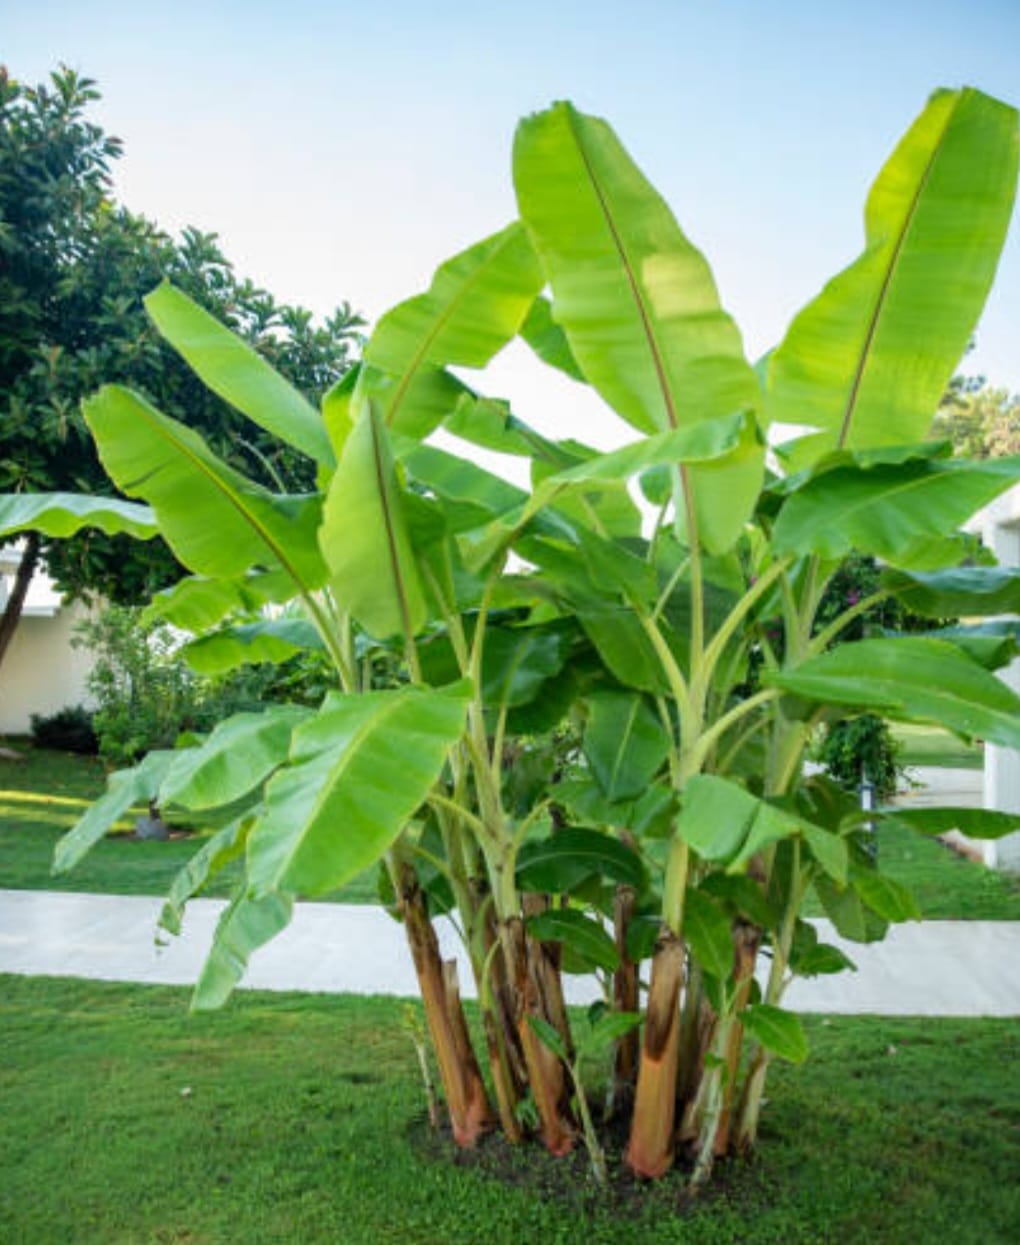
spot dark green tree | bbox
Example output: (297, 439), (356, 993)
(0, 65), (362, 667)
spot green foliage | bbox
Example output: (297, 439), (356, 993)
(932, 380), (1020, 457)
(74, 605), (273, 767)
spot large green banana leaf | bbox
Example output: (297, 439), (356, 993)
(884, 806), (1020, 840)
(583, 690), (671, 802)
(881, 566), (1020, 618)
(145, 282), (335, 467)
(0, 493), (157, 541)
(83, 386), (327, 590)
(159, 817), (252, 937)
(513, 101), (764, 550)
(675, 774), (846, 881)
(767, 88), (1018, 460)
(160, 707), (311, 811)
(516, 826), (645, 893)
(514, 102), (756, 437)
(319, 401), (426, 639)
(145, 570), (296, 632)
(772, 454), (1020, 567)
(182, 618), (323, 675)
(358, 222), (543, 439)
(246, 683), (470, 897)
(771, 636), (1020, 748)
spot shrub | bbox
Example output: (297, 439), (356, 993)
(29, 704), (98, 754)
(818, 714), (902, 802)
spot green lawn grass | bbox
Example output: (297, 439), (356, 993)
(2, 744), (1019, 917)
(0, 975), (1017, 1245)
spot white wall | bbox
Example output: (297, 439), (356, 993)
(968, 487), (1020, 871)
(0, 600), (96, 735)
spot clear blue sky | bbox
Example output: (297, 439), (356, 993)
(6, 0), (1020, 449)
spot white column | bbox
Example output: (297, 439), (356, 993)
(982, 507), (1020, 871)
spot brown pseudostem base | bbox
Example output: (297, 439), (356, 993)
(625, 930), (685, 1178)
(398, 865), (493, 1146)
(714, 922), (761, 1155)
(610, 883), (639, 1117)
(501, 915), (575, 1155)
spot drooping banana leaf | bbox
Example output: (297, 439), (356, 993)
(192, 888), (294, 1010)
(882, 806), (1020, 840)
(144, 569), (297, 632)
(442, 392), (576, 464)
(516, 826), (645, 893)
(771, 636), (1020, 748)
(767, 88), (1019, 462)
(518, 294), (586, 382)
(462, 412), (748, 573)
(246, 682), (470, 897)
(83, 386), (327, 591)
(145, 282), (335, 467)
(881, 565), (1020, 618)
(916, 622), (1020, 670)
(159, 817), (253, 937)
(182, 617), (324, 675)
(526, 908), (620, 974)
(160, 707), (312, 811)
(773, 454), (1020, 567)
(0, 492), (157, 541)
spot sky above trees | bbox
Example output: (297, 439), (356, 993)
(5, 0), (1019, 454)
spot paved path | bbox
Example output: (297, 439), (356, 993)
(2, 889), (1018, 1016)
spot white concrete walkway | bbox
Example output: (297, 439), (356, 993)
(1, 889), (1018, 1016)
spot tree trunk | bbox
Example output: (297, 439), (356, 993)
(625, 929), (685, 1178)
(0, 532), (41, 674)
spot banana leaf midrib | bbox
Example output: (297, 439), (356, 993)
(99, 388), (318, 598)
(564, 106), (678, 434)
(835, 94), (959, 449)
(373, 226), (524, 430)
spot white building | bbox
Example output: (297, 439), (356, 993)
(0, 545), (95, 736)
(967, 485), (1020, 871)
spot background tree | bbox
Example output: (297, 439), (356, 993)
(931, 379), (1020, 458)
(0, 65), (363, 666)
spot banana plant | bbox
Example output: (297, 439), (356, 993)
(3, 84), (1019, 1197)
